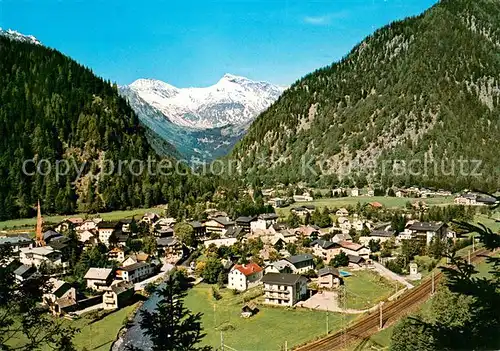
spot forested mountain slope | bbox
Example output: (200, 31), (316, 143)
(228, 0), (500, 192)
(0, 36), (215, 220)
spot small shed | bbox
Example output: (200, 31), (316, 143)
(241, 302), (258, 318)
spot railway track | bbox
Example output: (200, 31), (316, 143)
(295, 248), (490, 351)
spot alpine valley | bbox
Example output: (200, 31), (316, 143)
(120, 74), (284, 162)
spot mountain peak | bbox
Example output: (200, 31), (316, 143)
(0, 28), (41, 45)
(126, 74), (284, 129)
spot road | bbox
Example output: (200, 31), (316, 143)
(371, 261), (414, 289)
(294, 248), (490, 351)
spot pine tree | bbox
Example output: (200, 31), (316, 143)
(128, 270), (211, 351)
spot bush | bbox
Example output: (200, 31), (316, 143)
(211, 286), (222, 300)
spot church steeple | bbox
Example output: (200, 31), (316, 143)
(35, 200), (45, 246)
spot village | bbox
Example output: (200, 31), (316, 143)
(0, 187), (498, 349)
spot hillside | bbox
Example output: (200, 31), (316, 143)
(228, 0), (500, 192)
(120, 74), (283, 162)
(0, 35), (215, 220)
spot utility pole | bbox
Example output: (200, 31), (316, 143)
(468, 249), (471, 264)
(326, 307), (329, 335)
(379, 302), (383, 330)
(472, 235), (475, 252)
(431, 271), (435, 295)
(285, 341), (288, 351)
(220, 331), (224, 351)
(214, 303), (217, 329)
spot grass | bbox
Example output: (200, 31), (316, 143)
(275, 196), (454, 218)
(0, 207), (165, 231)
(7, 302), (140, 351)
(343, 270), (401, 310)
(184, 283), (353, 350)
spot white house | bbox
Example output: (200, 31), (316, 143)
(335, 208), (349, 217)
(97, 221), (119, 246)
(203, 237), (238, 248)
(84, 267), (114, 291)
(250, 213), (279, 233)
(293, 194), (313, 202)
(261, 273), (308, 307)
(338, 241), (371, 258)
(227, 263), (263, 291)
(19, 246), (65, 268)
(264, 260), (294, 274)
(116, 262), (153, 283)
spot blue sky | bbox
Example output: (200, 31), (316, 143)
(0, 0), (437, 87)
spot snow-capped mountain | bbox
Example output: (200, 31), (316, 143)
(0, 28), (41, 45)
(120, 74), (284, 163)
(127, 73), (284, 129)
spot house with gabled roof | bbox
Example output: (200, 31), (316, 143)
(339, 241), (370, 258)
(318, 267), (343, 289)
(116, 262), (153, 283)
(408, 221), (448, 245)
(310, 239), (340, 263)
(14, 264), (37, 282)
(264, 259), (294, 274)
(261, 273), (308, 306)
(84, 267), (114, 291)
(103, 281), (134, 310)
(97, 221), (120, 247)
(42, 278), (77, 316)
(250, 213), (279, 233)
(228, 263), (263, 291)
(284, 254), (314, 274)
(235, 216), (257, 233)
(204, 217), (235, 236)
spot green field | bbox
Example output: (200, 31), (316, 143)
(276, 196), (454, 218)
(184, 284), (353, 350)
(7, 302), (140, 351)
(0, 207), (165, 231)
(343, 270), (401, 310)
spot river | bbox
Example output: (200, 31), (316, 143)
(112, 286), (163, 351)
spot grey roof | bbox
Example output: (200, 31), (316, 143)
(369, 230), (396, 238)
(261, 273), (307, 285)
(225, 227), (244, 238)
(476, 196), (497, 204)
(84, 267), (113, 280)
(285, 254), (314, 265)
(212, 217), (235, 226)
(156, 237), (179, 246)
(188, 221), (203, 229)
(280, 229), (296, 237)
(97, 221), (120, 229)
(43, 230), (62, 242)
(348, 255), (365, 264)
(14, 264), (36, 278)
(259, 213), (279, 220)
(311, 239), (337, 249)
(268, 259), (294, 271)
(318, 266), (341, 277)
(0, 236), (32, 246)
(111, 281), (134, 294)
(119, 261), (150, 272)
(408, 222), (446, 232)
(235, 216), (256, 223)
(304, 205), (316, 210)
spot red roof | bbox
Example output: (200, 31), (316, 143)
(234, 263), (263, 276)
(370, 202), (383, 208)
